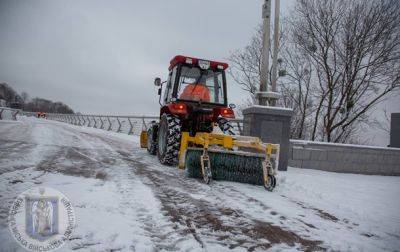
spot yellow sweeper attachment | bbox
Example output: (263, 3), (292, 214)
(178, 132), (279, 191)
(140, 129), (280, 191)
(140, 130), (148, 149)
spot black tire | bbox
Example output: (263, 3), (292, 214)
(217, 117), (235, 135)
(263, 175), (276, 192)
(157, 114), (181, 165)
(146, 125), (157, 155)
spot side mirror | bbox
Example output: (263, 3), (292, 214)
(229, 103), (236, 109)
(154, 77), (161, 86)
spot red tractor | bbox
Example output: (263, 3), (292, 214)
(145, 55), (236, 165)
(141, 55), (279, 190)
(37, 112), (47, 119)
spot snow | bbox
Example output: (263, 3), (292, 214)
(1, 116), (399, 251)
(247, 105), (294, 111)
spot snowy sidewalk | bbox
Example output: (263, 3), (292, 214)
(0, 117), (399, 251)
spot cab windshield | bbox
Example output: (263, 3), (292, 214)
(177, 66), (225, 105)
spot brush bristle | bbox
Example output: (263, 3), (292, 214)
(185, 148), (265, 185)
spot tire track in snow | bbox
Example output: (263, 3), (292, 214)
(52, 126), (196, 251)
(82, 132), (323, 251)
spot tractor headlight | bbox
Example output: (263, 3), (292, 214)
(185, 58), (193, 64)
(198, 60), (210, 70)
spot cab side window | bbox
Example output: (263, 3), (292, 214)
(164, 66), (177, 103)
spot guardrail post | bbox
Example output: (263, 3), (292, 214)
(12, 110), (19, 120)
(107, 117), (112, 131)
(85, 116), (90, 127)
(93, 116), (98, 128)
(76, 115), (82, 125)
(116, 117), (122, 132)
(142, 116), (148, 131)
(100, 117), (104, 129)
(128, 118), (135, 135)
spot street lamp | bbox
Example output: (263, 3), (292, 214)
(257, 0), (281, 106)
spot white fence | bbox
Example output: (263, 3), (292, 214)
(22, 112), (244, 136)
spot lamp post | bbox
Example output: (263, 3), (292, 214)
(258, 0), (281, 106)
(270, 0), (280, 106)
(259, 0), (272, 106)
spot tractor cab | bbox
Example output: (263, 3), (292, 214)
(154, 55), (234, 134)
(162, 55), (228, 106)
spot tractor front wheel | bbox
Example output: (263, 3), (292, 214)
(157, 114), (181, 165)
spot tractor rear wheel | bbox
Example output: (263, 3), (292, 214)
(146, 125), (157, 155)
(217, 117), (235, 135)
(157, 113), (181, 165)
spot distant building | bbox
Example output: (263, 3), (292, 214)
(390, 113), (400, 148)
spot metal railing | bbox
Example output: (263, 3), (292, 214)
(47, 113), (159, 135)
(23, 112), (244, 136)
(0, 107), (21, 120)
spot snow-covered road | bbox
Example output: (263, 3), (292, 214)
(1, 117), (399, 251)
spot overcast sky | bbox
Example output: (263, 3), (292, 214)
(0, 0), (295, 115)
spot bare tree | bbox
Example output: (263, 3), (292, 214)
(20, 91), (30, 103)
(229, 23), (314, 139)
(370, 107), (392, 134)
(292, 0), (400, 142)
(229, 24), (287, 96)
(229, 0), (400, 143)
(24, 98), (74, 114)
(229, 25), (264, 96)
(279, 44), (316, 139)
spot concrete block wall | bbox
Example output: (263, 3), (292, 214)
(288, 140), (400, 176)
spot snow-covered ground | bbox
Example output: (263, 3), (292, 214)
(0, 117), (399, 251)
